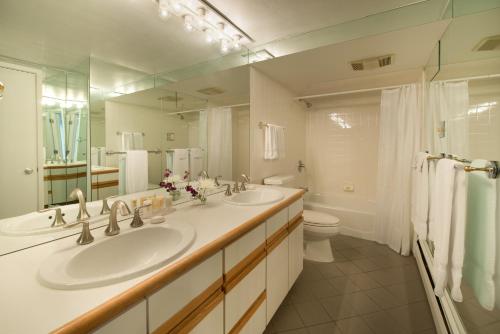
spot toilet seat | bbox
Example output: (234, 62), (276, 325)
(303, 210), (340, 227)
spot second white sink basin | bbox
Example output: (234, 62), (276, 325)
(224, 188), (284, 206)
(38, 223), (195, 289)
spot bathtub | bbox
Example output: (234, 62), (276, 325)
(304, 193), (376, 241)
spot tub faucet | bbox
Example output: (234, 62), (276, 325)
(105, 200), (131, 236)
(70, 188), (91, 221)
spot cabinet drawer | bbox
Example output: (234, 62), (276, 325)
(189, 298), (224, 334)
(225, 260), (266, 334)
(225, 224), (266, 277)
(289, 198), (303, 221)
(93, 300), (147, 334)
(172, 290), (224, 334)
(266, 237), (289, 323)
(148, 251), (223, 334)
(238, 294), (266, 334)
(288, 221), (304, 288)
(266, 208), (288, 239)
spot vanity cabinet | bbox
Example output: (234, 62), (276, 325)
(147, 251), (223, 334)
(265, 208), (290, 323)
(93, 300), (147, 334)
(288, 199), (304, 288)
(223, 224), (266, 334)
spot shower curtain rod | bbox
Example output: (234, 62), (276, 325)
(439, 73), (500, 83)
(166, 103), (250, 115)
(294, 84), (404, 100)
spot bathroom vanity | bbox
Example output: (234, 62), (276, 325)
(0, 186), (305, 334)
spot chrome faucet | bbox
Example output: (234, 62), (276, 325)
(39, 207), (67, 227)
(105, 200), (131, 236)
(199, 170), (209, 179)
(222, 184), (232, 196)
(69, 188), (91, 221)
(232, 180), (240, 193)
(100, 195), (118, 215)
(130, 204), (151, 228)
(214, 175), (222, 187)
(76, 220), (94, 245)
(240, 174), (250, 191)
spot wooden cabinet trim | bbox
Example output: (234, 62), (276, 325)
(92, 180), (119, 189)
(228, 290), (266, 334)
(266, 224), (288, 247)
(224, 249), (266, 293)
(152, 277), (223, 334)
(51, 190), (305, 334)
(170, 289), (224, 334)
(44, 172), (87, 181)
(44, 163), (87, 170)
(288, 215), (304, 233)
(224, 242), (266, 284)
(266, 227), (288, 254)
(91, 168), (119, 176)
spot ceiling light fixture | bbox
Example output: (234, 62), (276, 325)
(153, 0), (251, 54)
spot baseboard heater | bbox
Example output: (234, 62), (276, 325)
(412, 238), (467, 334)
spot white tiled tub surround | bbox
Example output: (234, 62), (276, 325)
(305, 91), (380, 240)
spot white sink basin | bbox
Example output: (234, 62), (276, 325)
(0, 202), (106, 236)
(38, 223), (195, 289)
(224, 188), (284, 206)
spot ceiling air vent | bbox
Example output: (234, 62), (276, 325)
(350, 54), (394, 71)
(473, 35), (500, 51)
(196, 87), (225, 95)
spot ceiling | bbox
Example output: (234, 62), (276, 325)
(208, 0), (426, 47)
(0, 0), (438, 75)
(252, 20), (450, 96)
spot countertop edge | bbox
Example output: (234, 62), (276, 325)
(51, 188), (306, 334)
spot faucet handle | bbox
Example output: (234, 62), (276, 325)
(214, 175), (223, 187)
(130, 204), (151, 228)
(232, 181), (240, 193)
(76, 220), (94, 245)
(223, 184), (232, 196)
(39, 207), (67, 228)
(100, 195), (118, 215)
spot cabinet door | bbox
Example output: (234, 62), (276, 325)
(189, 300), (224, 334)
(93, 300), (147, 334)
(239, 299), (266, 334)
(288, 221), (304, 288)
(266, 236), (289, 323)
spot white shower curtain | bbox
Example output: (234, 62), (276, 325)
(428, 81), (469, 157)
(375, 84), (421, 255)
(207, 107), (232, 180)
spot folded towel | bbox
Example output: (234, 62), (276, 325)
(433, 159), (468, 301)
(411, 152), (430, 240)
(464, 159), (497, 310)
(125, 150), (148, 194)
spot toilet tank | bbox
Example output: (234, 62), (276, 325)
(263, 175), (295, 187)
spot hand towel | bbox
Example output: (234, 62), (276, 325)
(411, 152), (430, 240)
(121, 132), (133, 151)
(464, 159), (497, 310)
(125, 150), (148, 194)
(189, 148), (204, 180)
(132, 132), (144, 150)
(433, 159), (468, 301)
(276, 126), (286, 159)
(264, 126), (277, 160)
(428, 161), (437, 242)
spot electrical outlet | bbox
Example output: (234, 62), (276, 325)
(343, 184), (354, 192)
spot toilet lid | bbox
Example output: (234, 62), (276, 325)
(303, 210), (340, 227)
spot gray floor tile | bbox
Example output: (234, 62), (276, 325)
(315, 263), (345, 279)
(338, 248), (367, 260)
(309, 279), (342, 299)
(348, 273), (381, 290)
(351, 258), (382, 272)
(349, 291), (381, 315)
(387, 301), (435, 333)
(362, 310), (412, 334)
(385, 279), (426, 304)
(336, 316), (374, 334)
(335, 261), (362, 275)
(294, 301), (332, 326)
(320, 295), (358, 320)
(306, 322), (342, 334)
(268, 304), (305, 332)
(330, 276), (361, 294)
(364, 287), (406, 309)
(276, 329), (308, 334)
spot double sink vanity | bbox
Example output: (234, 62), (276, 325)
(0, 184), (305, 334)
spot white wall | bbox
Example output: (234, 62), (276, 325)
(249, 67), (306, 185)
(104, 101), (190, 184)
(232, 106), (250, 178)
(305, 91), (380, 207)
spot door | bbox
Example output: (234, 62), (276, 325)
(0, 65), (38, 218)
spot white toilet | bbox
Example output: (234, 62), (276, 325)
(263, 175), (340, 263)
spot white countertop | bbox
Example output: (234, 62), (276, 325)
(0, 185), (302, 334)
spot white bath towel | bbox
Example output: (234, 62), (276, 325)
(428, 161), (437, 242)
(433, 159), (468, 301)
(264, 125), (285, 160)
(166, 149), (189, 177)
(463, 159), (497, 310)
(411, 152), (430, 240)
(189, 148), (204, 181)
(125, 150), (148, 194)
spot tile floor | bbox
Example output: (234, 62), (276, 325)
(264, 235), (436, 334)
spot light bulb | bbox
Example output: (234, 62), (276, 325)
(233, 34), (242, 50)
(220, 39), (230, 54)
(158, 0), (169, 20)
(204, 29), (214, 44)
(171, 0), (182, 13)
(183, 15), (193, 32)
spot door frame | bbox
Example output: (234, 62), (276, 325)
(0, 61), (44, 210)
